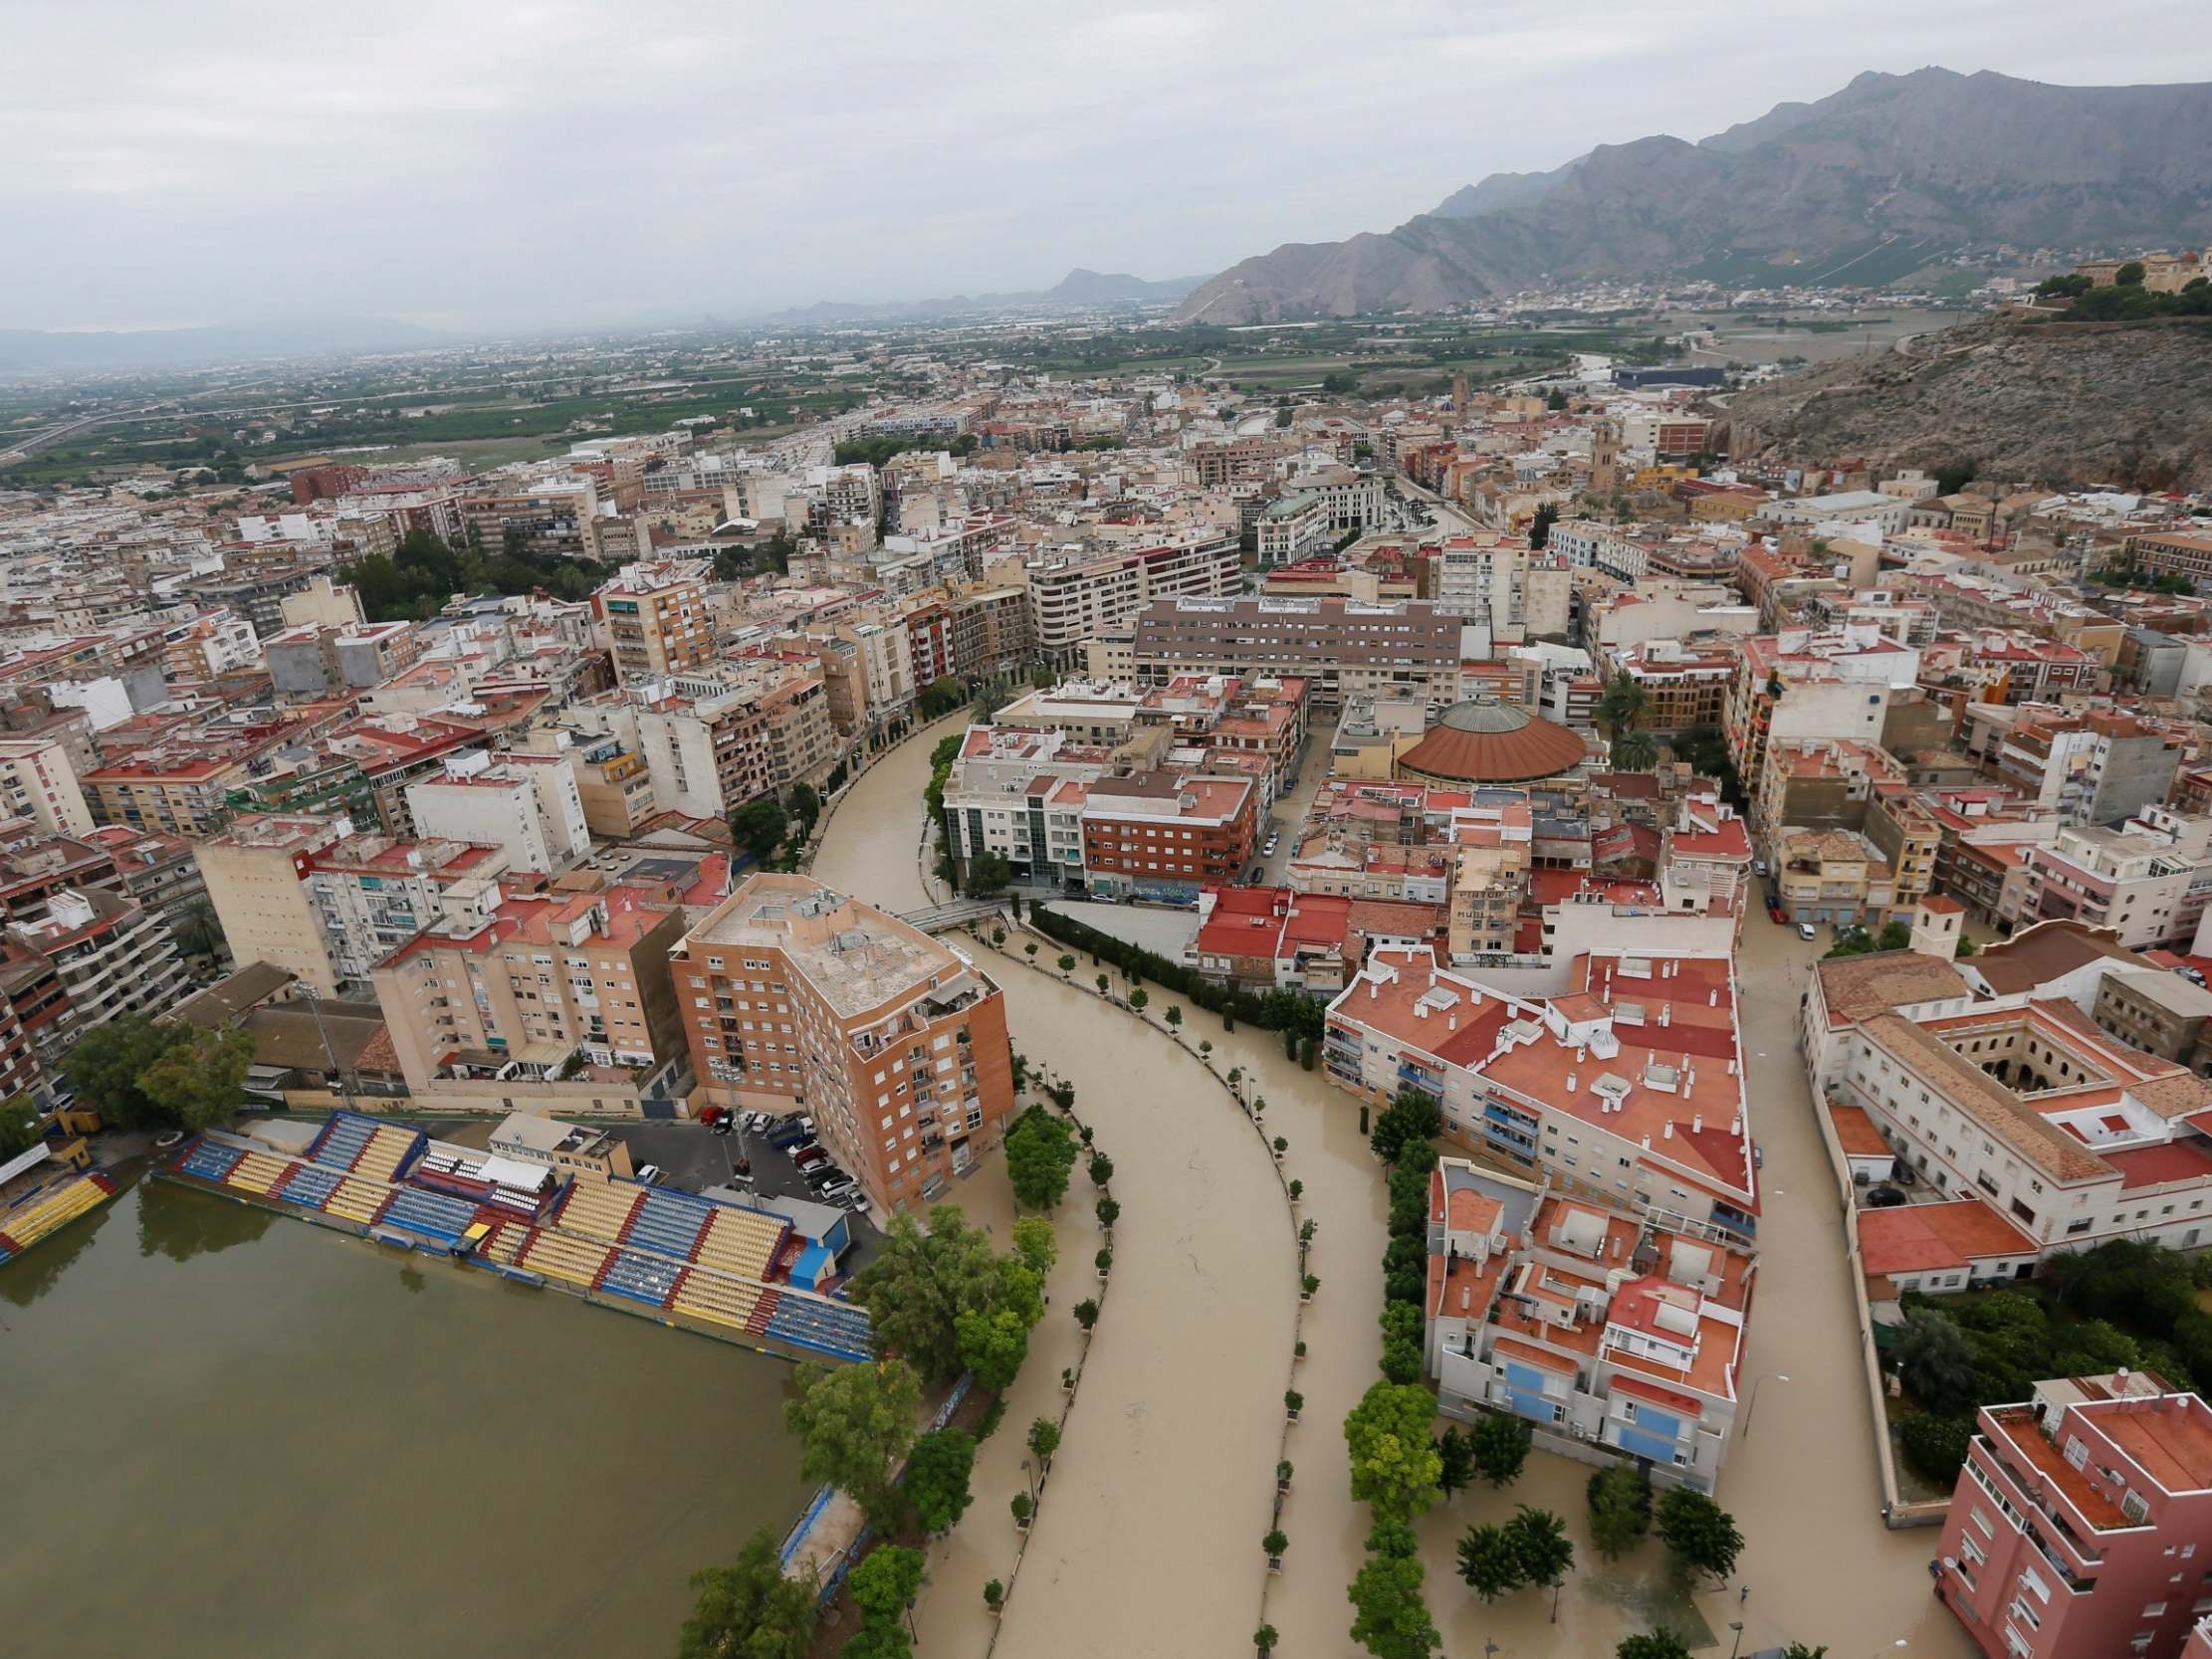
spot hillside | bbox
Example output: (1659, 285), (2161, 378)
(1179, 69), (2212, 323)
(1719, 315), (2212, 490)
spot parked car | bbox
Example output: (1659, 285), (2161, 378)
(1866, 1186), (1908, 1208)
(1797, 922), (1819, 941)
(636, 1163), (667, 1186)
(792, 1145), (828, 1168)
(697, 1106), (728, 1127)
(767, 1120), (809, 1150)
(1753, 859), (1769, 878)
(1767, 903), (1787, 925)
(741, 1111), (774, 1134)
(1249, 866), (1265, 884)
(818, 1177), (857, 1201)
(710, 1118), (733, 1137)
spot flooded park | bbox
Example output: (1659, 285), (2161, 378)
(0, 1174), (808, 1659)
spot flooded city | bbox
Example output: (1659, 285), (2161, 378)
(812, 718), (1977, 1659)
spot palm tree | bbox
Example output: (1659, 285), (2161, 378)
(1598, 670), (1649, 749)
(174, 897), (226, 959)
(1507, 1505), (1575, 1620)
(1612, 728), (1660, 772)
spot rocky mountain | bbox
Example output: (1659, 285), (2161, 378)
(1179, 69), (2212, 323)
(1719, 314), (2212, 491)
(764, 267), (1201, 324)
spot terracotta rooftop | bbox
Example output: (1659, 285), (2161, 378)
(1816, 950), (1970, 1027)
(1857, 1198), (2038, 1277)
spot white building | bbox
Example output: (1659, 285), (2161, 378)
(405, 750), (589, 875)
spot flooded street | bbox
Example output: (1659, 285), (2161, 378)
(0, 1179), (808, 1659)
(813, 728), (1975, 1658)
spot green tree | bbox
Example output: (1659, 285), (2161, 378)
(842, 1624), (912, 1659)
(1087, 1150), (1115, 1187)
(1010, 1215), (1057, 1278)
(1347, 1549), (1439, 1659)
(1381, 1337), (1424, 1385)
(1529, 503), (1558, 549)
(174, 896), (226, 959)
(850, 1205), (1039, 1382)
(1456, 1523), (1525, 1600)
(1344, 1380), (1445, 1523)
(137, 1025), (254, 1133)
(1655, 1487), (1742, 1583)
(848, 1544), (926, 1636)
(784, 1359), (921, 1530)
(955, 1306), (1030, 1390)
(675, 1527), (819, 1659)
(1506, 1504), (1574, 1595)
(902, 1428), (977, 1535)
(732, 796), (788, 865)
(1027, 1416), (1061, 1464)
(62, 1012), (187, 1130)
(1617, 1629), (1694, 1659)
(0, 1093), (43, 1158)
(2115, 261), (2146, 287)
(1004, 1107), (1080, 1210)
(1127, 988), (1149, 1013)
(1434, 1426), (1476, 1497)
(1587, 1462), (1653, 1559)
(964, 851), (1013, 897)
(1900, 1412), (1975, 1484)
(1370, 1088), (1442, 1163)
(1895, 1307), (1977, 1414)
(1468, 1411), (1530, 1488)
(1874, 920), (1911, 951)
(786, 781), (822, 836)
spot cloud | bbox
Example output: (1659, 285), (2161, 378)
(0, 0), (2206, 330)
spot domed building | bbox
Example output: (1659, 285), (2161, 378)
(1394, 698), (1590, 787)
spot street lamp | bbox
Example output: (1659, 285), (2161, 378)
(1742, 1372), (1791, 1437)
(1728, 1622), (1745, 1659)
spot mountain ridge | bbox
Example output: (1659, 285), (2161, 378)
(1179, 69), (2212, 323)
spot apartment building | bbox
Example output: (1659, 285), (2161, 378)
(1423, 1164), (1755, 1494)
(1, 887), (188, 1076)
(405, 750), (589, 876)
(1807, 950), (2212, 1257)
(561, 736), (658, 839)
(264, 620), (420, 699)
(940, 726), (1105, 895)
(0, 736), (93, 835)
(456, 477), (602, 561)
(193, 813), (510, 994)
(1133, 596), (1468, 708)
(1602, 640), (1735, 734)
(1079, 772), (1257, 906)
(1256, 492), (1333, 565)
(1725, 626), (1923, 801)
(594, 558), (714, 681)
(1774, 828), (1899, 930)
(370, 883), (689, 1093)
(1934, 1371), (2212, 1659)
(1023, 536), (1241, 669)
(2124, 529), (2212, 588)
(631, 661), (836, 820)
(672, 875), (1016, 1214)
(1327, 946), (1760, 1243)
(947, 585), (1032, 680)
(1968, 709), (2183, 830)
(2022, 809), (2212, 948)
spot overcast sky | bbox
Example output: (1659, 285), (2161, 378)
(5, 0), (2208, 333)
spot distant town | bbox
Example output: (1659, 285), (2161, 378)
(8, 240), (2212, 1659)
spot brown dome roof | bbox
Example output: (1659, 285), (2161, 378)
(1397, 699), (1589, 785)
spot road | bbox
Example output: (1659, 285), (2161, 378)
(809, 728), (1973, 1657)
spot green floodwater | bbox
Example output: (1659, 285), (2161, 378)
(0, 1176), (808, 1659)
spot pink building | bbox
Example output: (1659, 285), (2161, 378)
(1935, 1370), (2212, 1659)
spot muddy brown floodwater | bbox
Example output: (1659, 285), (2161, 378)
(811, 724), (1976, 1659)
